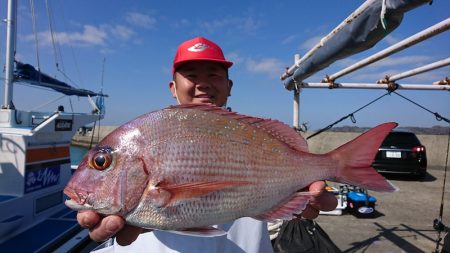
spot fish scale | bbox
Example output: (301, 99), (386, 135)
(124, 108), (323, 228)
(65, 104), (397, 234)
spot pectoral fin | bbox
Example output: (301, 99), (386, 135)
(148, 180), (252, 208)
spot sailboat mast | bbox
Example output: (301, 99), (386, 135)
(3, 0), (17, 109)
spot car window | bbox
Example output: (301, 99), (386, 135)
(381, 132), (421, 147)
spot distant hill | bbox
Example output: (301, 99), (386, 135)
(323, 125), (449, 135)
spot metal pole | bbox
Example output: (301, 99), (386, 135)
(3, 0), (17, 109)
(280, 0), (378, 80)
(293, 54), (300, 129)
(433, 78), (449, 85)
(300, 82), (450, 91)
(326, 17), (450, 82)
(385, 57), (450, 82)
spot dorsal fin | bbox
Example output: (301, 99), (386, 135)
(168, 104), (308, 153)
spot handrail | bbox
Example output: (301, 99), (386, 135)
(378, 57), (450, 83)
(31, 111), (60, 132)
(298, 82), (450, 91)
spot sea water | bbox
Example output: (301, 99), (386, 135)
(70, 145), (89, 165)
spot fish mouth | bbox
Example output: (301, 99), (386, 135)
(63, 187), (92, 210)
(65, 199), (94, 211)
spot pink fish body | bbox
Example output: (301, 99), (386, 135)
(65, 104), (396, 234)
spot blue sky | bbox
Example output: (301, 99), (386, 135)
(1, 0), (449, 129)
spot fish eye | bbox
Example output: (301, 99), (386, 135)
(91, 152), (112, 170)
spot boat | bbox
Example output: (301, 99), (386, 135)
(0, 0), (107, 251)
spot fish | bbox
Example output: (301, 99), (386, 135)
(64, 104), (397, 236)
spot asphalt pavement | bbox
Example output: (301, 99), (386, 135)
(316, 167), (450, 253)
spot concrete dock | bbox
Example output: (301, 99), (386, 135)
(316, 167), (449, 253)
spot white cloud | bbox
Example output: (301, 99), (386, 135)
(109, 25), (135, 40)
(227, 52), (245, 65)
(22, 25), (108, 47)
(299, 35), (324, 51)
(383, 34), (401, 45)
(237, 16), (261, 34)
(246, 57), (285, 78)
(281, 35), (298, 45)
(125, 12), (156, 29)
(21, 23), (138, 48)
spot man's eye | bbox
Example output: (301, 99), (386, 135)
(210, 73), (224, 78)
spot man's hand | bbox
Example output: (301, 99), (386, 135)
(77, 211), (147, 246)
(298, 181), (338, 219)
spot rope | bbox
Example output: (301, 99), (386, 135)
(393, 91), (450, 123)
(434, 128), (450, 253)
(60, 5), (85, 88)
(45, 0), (83, 89)
(97, 117), (101, 144)
(29, 0), (41, 77)
(45, 0), (61, 72)
(89, 120), (97, 149)
(306, 92), (392, 140)
(33, 94), (66, 110)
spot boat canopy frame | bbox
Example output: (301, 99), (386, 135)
(280, 0), (450, 129)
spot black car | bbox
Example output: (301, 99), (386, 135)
(372, 131), (427, 179)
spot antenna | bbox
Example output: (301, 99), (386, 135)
(101, 57), (106, 92)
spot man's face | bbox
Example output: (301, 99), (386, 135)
(170, 61), (231, 107)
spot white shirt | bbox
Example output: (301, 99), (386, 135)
(92, 218), (274, 253)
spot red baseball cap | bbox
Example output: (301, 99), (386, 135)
(173, 37), (233, 74)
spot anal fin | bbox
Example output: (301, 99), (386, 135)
(169, 226), (227, 237)
(254, 192), (312, 221)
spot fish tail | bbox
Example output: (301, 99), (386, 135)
(328, 122), (398, 192)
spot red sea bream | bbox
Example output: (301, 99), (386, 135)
(64, 104), (397, 235)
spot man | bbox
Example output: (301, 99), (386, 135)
(78, 37), (337, 252)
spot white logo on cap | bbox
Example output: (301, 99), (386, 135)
(188, 43), (209, 52)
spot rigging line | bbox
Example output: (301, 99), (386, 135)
(29, 0), (42, 77)
(68, 96), (75, 123)
(56, 67), (82, 89)
(434, 128), (450, 253)
(14, 82), (77, 113)
(15, 81), (73, 94)
(89, 120), (97, 149)
(32, 94), (67, 111)
(101, 57), (106, 91)
(97, 117), (101, 144)
(306, 91), (391, 140)
(392, 91), (450, 123)
(45, 0), (61, 71)
(45, 0), (83, 89)
(55, 0), (85, 88)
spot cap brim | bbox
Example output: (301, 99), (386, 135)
(173, 59), (233, 73)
